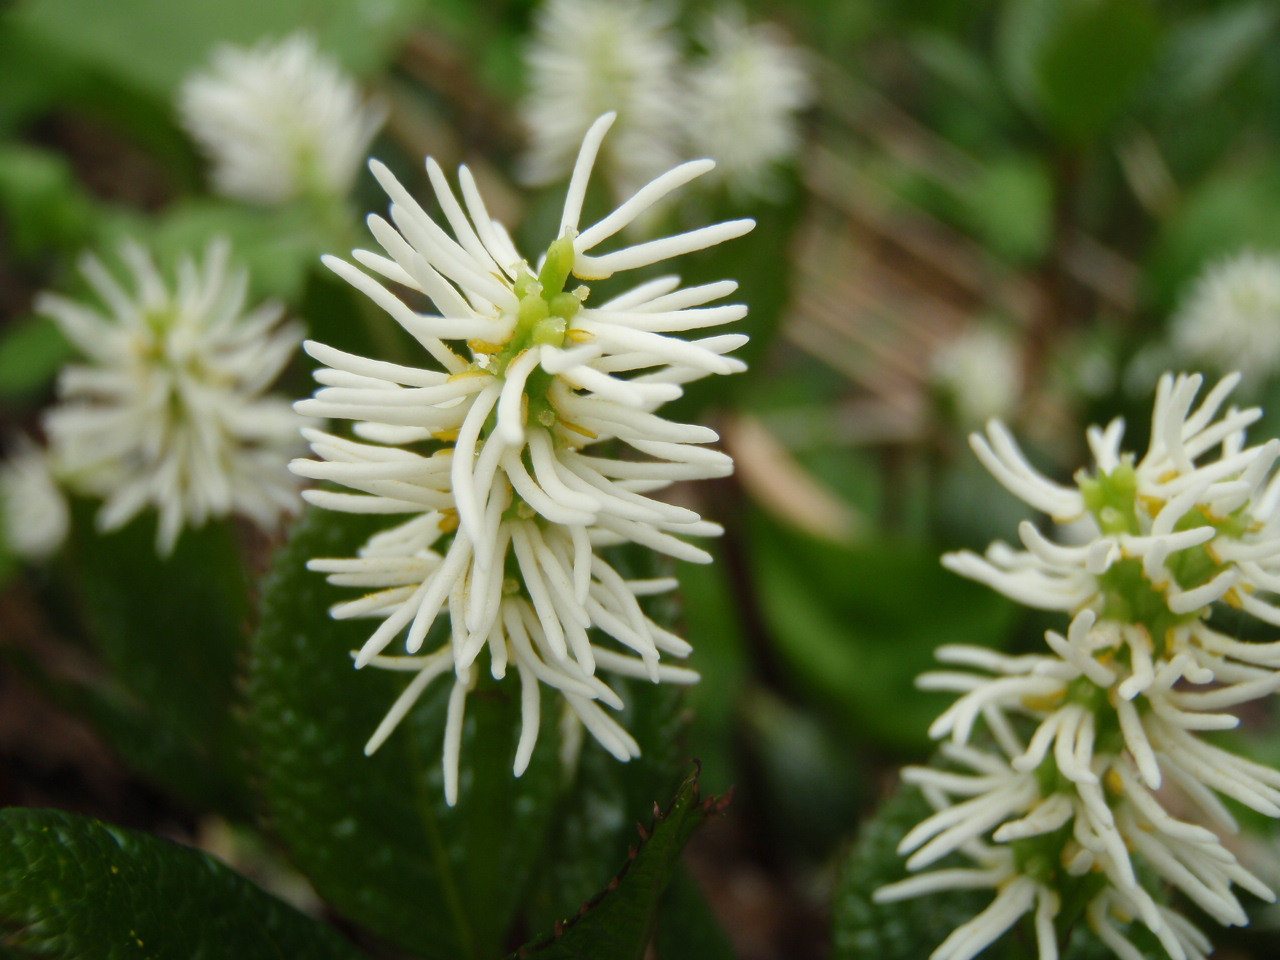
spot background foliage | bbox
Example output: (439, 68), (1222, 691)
(3, 1), (1280, 958)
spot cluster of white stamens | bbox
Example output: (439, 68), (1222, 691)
(293, 112), (753, 804)
(879, 372), (1280, 960)
(38, 239), (306, 555)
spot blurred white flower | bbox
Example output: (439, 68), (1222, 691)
(296, 111), (753, 804)
(178, 33), (385, 206)
(39, 239), (307, 555)
(683, 11), (811, 198)
(887, 372), (1280, 959)
(520, 0), (682, 202)
(931, 326), (1022, 427)
(1172, 250), (1280, 383)
(0, 437), (69, 561)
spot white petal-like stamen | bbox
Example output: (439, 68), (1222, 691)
(178, 33), (384, 207)
(681, 10), (811, 201)
(39, 239), (305, 555)
(0, 438), (69, 560)
(521, 1), (680, 203)
(883, 371), (1280, 960)
(299, 115), (748, 804)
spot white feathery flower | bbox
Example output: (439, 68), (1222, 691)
(178, 32), (385, 207)
(683, 10), (811, 199)
(520, 0), (682, 202)
(39, 238), (307, 555)
(0, 436), (69, 560)
(885, 371), (1280, 959)
(931, 326), (1022, 428)
(1172, 251), (1280, 384)
(295, 111), (753, 805)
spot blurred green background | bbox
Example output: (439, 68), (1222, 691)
(4, 1), (1280, 958)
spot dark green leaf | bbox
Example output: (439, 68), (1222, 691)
(248, 508), (693, 958)
(653, 867), (736, 960)
(513, 769), (727, 960)
(520, 543), (689, 936)
(0, 16), (84, 134)
(1035, 0), (1163, 143)
(0, 806), (363, 960)
(0, 318), (73, 401)
(246, 507), (563, 960)
(69, 499), (254, 817)
(742, 689), (865, 857)
(832, 784), (1004, 960)
(748, 509), (1016, 752)
(673, 555), (748, 796)
(520, 676), (686, 938)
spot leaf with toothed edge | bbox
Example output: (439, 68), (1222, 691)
(247, 506), (699, 958)
(0, 806), (364, 960)
(246, 506), (564, 960)
(511, 767), (729, 960)
(519, 540), (691, 936)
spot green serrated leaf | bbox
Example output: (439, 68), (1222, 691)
(521, 676), (685, 936)
(521, 543), (689, 936)
(832, 785), (1009, 960)
(246, 507), (563, 960)
(248, 507), (694, 958)
(68, 499), (254, 817)
(513, 769), (726, 960)
(0, 807), (363, 960)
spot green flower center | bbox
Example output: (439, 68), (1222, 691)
(494, 234), (586, 376)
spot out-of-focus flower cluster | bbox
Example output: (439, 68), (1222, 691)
(1173, 251), (1280, 386)
(521, 0), (811, 202)
(880, 373), (1280, 960)
(3, 241), (306, 557)
(178, 32), (385, 208)
(293, 113), (754, 804)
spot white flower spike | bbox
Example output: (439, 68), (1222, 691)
(39, 238), (307, 555)
(931, 326), (1023, 428)
(179, 32), (385, 207)
(0, 436), (69, 561)
(520, 0), (682, 203)
(296, 112), (753, 806)
(886, 372), (1280, 960)
(1172, 250), (1280, 385)
(683, 10), (812, 199)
